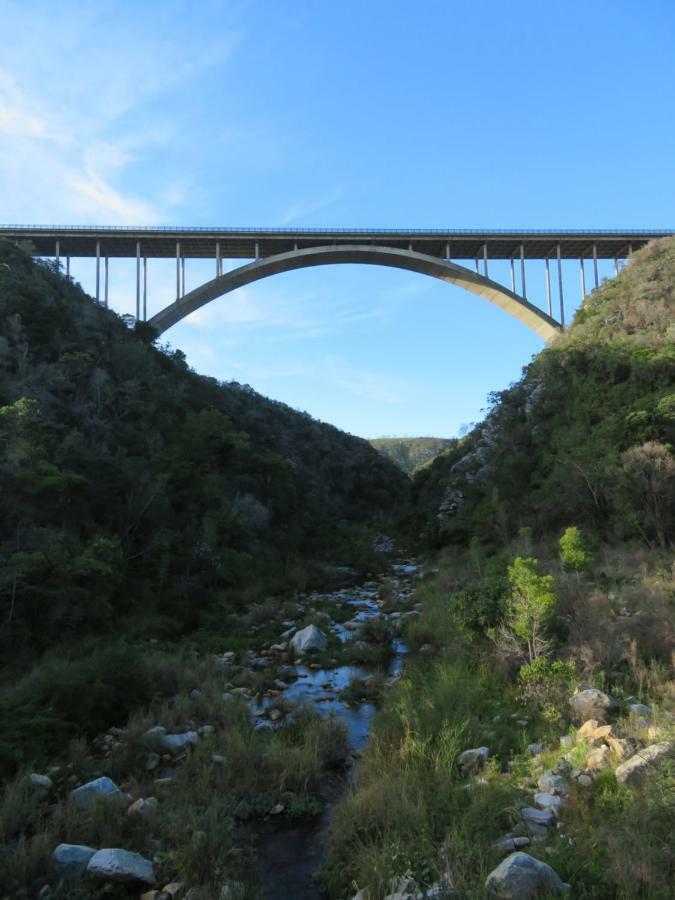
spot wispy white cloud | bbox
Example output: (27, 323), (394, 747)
(0, 5), (241, 225)
(278, 186), (344, 225)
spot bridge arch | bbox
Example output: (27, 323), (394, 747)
(148, 244), (561, 340)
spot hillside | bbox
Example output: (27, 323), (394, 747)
(413, 236), (675, 548)
(324, 238), (675, 899)
(0, 240), (409, 753)
(370, 436), (456, 475)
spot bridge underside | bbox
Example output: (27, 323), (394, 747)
(148, 245), (561, 341)
(2, 224), (671, 339)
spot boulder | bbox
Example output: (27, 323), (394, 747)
(537, 772), (569, 796)
(534, 792), (562, 813)
(485, 852), (570, 896)
(70, 776), (122, 807)
(290, 624), (327, 653)
(23, 773), (53, 795)
(127, 797), (158, 817)
(52, 843), (96, 879)
(615, 742), (673, 786)
(86, 848), (155, 884)
(159, 731), (199, 754)
(457, 746), (490, 775)
(493, 836), (530, 854)
(522, 806), (556, 828)
(628, 702), (652, 717)
(586, 745), (612, 770)
(569, 688), (613, 721)
(607, 736), (634, 761)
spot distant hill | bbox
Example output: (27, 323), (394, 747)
(371, 437), (456, 475)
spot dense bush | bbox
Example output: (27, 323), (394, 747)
(0, 240), (408, 660)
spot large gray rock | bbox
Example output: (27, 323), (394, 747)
(23, 773), (53, 796)
(615, 742), (672, 786)
(537, 772), (569, 796)
(522, 806), (556, 828)
(52, 843), (96, 879)
(290, 624), (327, 653)
(70, 776), (122, 807)
(457, 746), (490, 775)
(485, 852), (570, 897)
(159, 731), (199, 754)
(87, 848), (155, 884)
(569, 688), (613, 721)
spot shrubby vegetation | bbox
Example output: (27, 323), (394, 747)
(414, 237), (675, 549)
(326, 240), (674, 898)
(0, 239), (408, 771)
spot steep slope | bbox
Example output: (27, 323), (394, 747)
(0, 239), (409, 656)
(414, 236), (675, 548)
(370, 436), (456, 475)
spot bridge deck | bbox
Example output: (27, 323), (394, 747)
(1, 226), (671, 260)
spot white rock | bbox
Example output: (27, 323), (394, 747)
(537, 772), (569, 796)
(290, 624), (327, 653)
(70, 776), (122, 807)
(159, 731), (199, 753)
(522, 806), (556, 828)
(615, 742), (672, 786)
(628, 702), (652, 717)
(485, 852), (570, 896)
(52, 843), (96, 878)
(569, 688), (613, 721)
(87, 848), (155, 884)
(24, 773), (53, 794)
(534, 792), (562, 813)
(457, 746), (490, 774)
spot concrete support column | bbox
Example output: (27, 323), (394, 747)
(135, 241), (141, 320)
(545, 257), (552, 316)
(614, 258), (619, 276)
(474, 257), (479, 274)
(510, 255), (515, 292)
(176, 241), (181, 300)
(593, 243), (599, 288)
(580, 258), (586, 300)
(66, 257), (70, 278)
(483, 243), (488, 278)
(216, 241), (221, 278)
(181, 255), (186, 297)
(104, 256), (109, 307)
(55, 240), (60, 269)
(557, 244), (565, 327)
(445, 241), (450, 260)
(143, 257), (147, 321)
(293, 241), (298, 251)
(255, 240), (260, 259)
(95, 240), (101, 302)
(520, 244), (526, 299)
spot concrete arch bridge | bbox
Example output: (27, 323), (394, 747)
(1, 226), (670, 342)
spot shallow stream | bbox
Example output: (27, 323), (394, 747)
(252, 562), (416, 898)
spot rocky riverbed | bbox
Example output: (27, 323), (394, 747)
(22, 559), (421, 900)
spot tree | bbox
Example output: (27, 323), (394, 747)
(621, 442), (675, 548)
(498, 557), (559, 664)
(559, 526), (593, 573)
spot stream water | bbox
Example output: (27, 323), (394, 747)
(252, 562), (417, 899)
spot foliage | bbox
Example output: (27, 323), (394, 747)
(413, 236), (675, 550)
(559, 526), (594, 572)
(0, 239), (408, 660)
(499, 557), (559, 664)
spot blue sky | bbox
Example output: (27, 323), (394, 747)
(1, 0), (674, 437)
